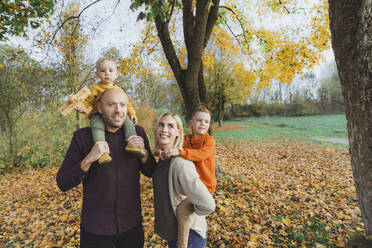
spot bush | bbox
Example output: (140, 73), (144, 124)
(136, 100), (158, 135)
(0, 105), (78, 171)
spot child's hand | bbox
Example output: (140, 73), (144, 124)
(167, 148), (180, 157)
(130, 115), (138, 125)
(155, 148), (168, 160)
(74, 105), (85, 113)
(158, 148), (180, 160)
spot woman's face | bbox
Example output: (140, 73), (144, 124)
(156, 115), (180, 148)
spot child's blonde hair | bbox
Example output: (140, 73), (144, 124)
(154, 112), (184, 151)
(96, 57), (117, 70)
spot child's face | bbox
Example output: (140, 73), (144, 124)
(96, 60), (118, 85)
(190, 111), (210, 137)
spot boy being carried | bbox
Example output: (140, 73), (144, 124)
(76, 57), (145, 164)
(162, 106), (216, 248)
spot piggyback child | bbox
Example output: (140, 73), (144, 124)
(159, 106), (216, 248)
(75, 58), (145, 164)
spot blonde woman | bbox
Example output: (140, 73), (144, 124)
(152, 112), (215, 248)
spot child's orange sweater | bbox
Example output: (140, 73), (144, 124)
(179, 133), (216, 193)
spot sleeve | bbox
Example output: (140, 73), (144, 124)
(56, 133), (88, 192)
(136, 126), (157, 177)
(82, 85), (97, 108)
(173, 160), (215, 216)
(124, 92), (136, 117)
(179, 136), (215, 162)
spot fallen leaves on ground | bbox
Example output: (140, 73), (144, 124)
(0, 139), (363, 247)
(212, 124), (251, 132)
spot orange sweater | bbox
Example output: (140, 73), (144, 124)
(179, 133), (216, 193)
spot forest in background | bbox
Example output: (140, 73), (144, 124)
(0, 43), (344, 171)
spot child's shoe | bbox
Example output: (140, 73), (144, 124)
(98, 152), (112, 164)
(125, 146), (146, 158)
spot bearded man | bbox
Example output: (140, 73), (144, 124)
(56, 88), (156, 248)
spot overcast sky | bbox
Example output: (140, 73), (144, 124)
(1, 0), (335, 77)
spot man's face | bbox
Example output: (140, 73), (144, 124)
(98, 90), (127, 132)
(96, 60), (118, 85)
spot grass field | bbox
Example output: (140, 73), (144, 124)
(212, 114), (348, 145)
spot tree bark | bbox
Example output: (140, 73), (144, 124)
(75, 111), (81, 130)
(329, 0), (372, 235)
(155, 0), (219, 119)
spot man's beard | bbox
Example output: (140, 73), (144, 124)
(102, 114), (125, 129)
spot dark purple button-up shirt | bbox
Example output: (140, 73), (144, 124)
(56, 126), (156, 235)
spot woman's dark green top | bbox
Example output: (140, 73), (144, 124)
(152, 159), (178, 241)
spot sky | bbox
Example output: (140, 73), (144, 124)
(2, 0), (335, 78)
(2, 0), (144, 64)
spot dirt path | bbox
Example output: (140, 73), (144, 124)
(313, 137), (349, 145)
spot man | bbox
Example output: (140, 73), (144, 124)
(56, 88), (156, 248)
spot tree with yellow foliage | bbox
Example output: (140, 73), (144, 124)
(127, 0), (330, 119)
(42, 2), (92, 129)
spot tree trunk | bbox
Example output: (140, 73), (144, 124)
(218, 95), (224, 127)
(329, 0), (372, 235)
(8, 122), (15, 166)
(154, 0), (219, 120)
(75, 111), (81, 130)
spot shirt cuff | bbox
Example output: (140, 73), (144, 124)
(72, 162), (89, 180)
(179, 149), (186, 158)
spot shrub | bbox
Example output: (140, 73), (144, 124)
(0, 106), (78, 171)
(136, 100), (158, 135)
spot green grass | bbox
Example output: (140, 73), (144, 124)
(213, 114), (348, 145)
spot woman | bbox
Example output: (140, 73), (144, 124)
(152, 112), (215, 248)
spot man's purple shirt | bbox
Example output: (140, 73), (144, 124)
(56, 126), (156, 235)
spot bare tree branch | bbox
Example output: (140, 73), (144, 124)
(204, 0), (220, 48)
(166, 0), (176, 23)
(183, 0), (194, 51)
(219, 6), (248, 43)
(154, 15), (183, 83)
(50, 0), (102, 43)
(278, 0), (305, 14)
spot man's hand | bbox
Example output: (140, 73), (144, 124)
(81, 141), (110, 172)
(127, 135), (148, 163)
(127, 135), (144, 150)
(130, 115), (138, 125)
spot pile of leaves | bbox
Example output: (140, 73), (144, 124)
(0, 139), (363, 247)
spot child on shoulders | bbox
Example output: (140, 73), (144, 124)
(75, 57), (145, 164)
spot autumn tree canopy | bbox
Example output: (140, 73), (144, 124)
(125, 0), (330, 117)
(0, 0), (56, 41)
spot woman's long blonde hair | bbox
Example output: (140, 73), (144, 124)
(154, 112), (184, 151)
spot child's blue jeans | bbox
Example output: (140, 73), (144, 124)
(167, 230), (207, 248)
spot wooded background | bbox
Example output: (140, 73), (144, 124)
(0, 0), (371, 245)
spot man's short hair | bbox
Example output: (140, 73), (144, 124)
(191, 106), (211, 119)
